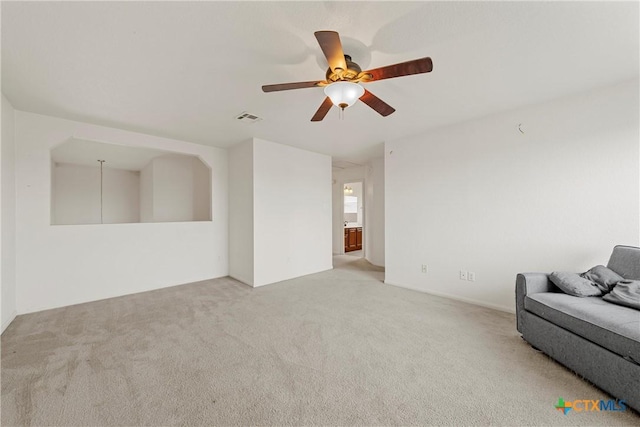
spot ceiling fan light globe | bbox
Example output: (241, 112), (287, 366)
(324, 81), (364, 110)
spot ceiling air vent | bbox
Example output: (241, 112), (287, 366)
(235, 111), (262, 124)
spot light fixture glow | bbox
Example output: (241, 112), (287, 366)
(324, 81), (365, 110)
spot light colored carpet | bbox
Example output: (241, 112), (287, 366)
(2, 256), (638, 426)
(344, 249), (363, 257)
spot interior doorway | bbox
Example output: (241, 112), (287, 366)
(343, 181), (363, 257)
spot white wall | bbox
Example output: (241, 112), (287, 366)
(356, 183), (363, 225)
(138, 154), (211, 223)
(14, 111), (228, 314)
(228, 140), (254, 286)
(365, 157), (385, 267)
(52, 163), (140, 225)
(152, 155), (195, 222)
(1, 94), (17, 332)
(253, 138), (332, 287)
(52, 163), (100, 224)
(103, 168), (140, 224)
(139, 161), (154, 222)
(228, 138), (332, 287)
(385, 79), (640, 312)
(192, 156), (211, 221)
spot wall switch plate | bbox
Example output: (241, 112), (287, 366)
(421, 265), (428, 273)
(460, 270), (468, 280)
(468, 271), (476, 282)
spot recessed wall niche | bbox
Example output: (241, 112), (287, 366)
(51, 139), (212, 225)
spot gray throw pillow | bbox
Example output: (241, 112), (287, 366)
(580, 265), (624, 293)
(603, 280), (640, 310)
(549, 271), (602, 297)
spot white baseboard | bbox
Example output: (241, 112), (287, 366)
(365, 257), (384, 268)
(229, 274), (254, 288)
(1, 310), (17, 334)
(250, 265), (334, 288)
(384, 281), (515, 314)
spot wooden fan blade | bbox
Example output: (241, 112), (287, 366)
(311, 97), (334, 122)
(262, 81), (323, 93)
(314, 31), (347, 73)
(359, 89), (396, 117)
(362, 57), (433, 82)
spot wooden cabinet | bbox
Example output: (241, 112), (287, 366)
(344, 227), (362, 252)
(346, 228), (357, 252)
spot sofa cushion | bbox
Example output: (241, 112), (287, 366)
(581, 265), (624, 293)
(607, 245), (640, 280)
(603, 280), (640, 310)
(549, 271), (602, 297)
(525, 293), (640, 362)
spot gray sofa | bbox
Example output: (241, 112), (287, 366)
(516, 245), (640, 412)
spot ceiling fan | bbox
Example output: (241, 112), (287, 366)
(262, 30), (433, 122)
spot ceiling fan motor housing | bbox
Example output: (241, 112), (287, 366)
(326, 55), (363, 82)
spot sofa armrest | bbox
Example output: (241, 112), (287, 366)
(516, 273), (557, 333)
(517, 273), (555, 295)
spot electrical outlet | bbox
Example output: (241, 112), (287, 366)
(468, 271), (476, 282)
(421, 264), (428, 273)
(460, 270), (468, 280)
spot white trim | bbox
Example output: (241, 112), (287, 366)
(337, 178), (365, 257)
(253, 265), (334, 287)
(228, 274), (254, 288)
(1, 310), (17, 334)
(384, 281), (515, 314)
(365, 257), (384, 268)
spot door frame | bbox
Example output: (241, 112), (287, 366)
(339, 179), (365, 256)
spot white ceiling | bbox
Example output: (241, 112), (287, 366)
(2, 1), (638, 164)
